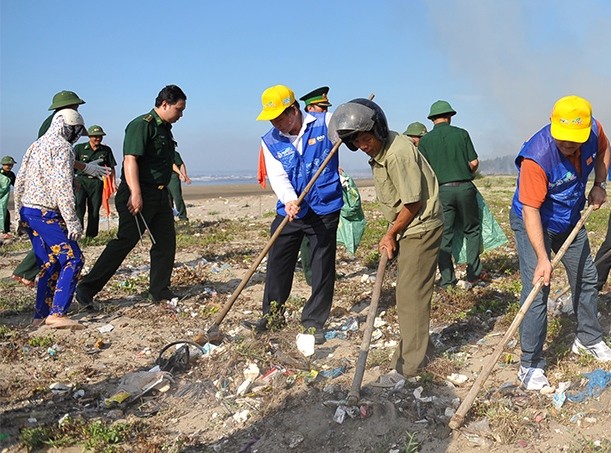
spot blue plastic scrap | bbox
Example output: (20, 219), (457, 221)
(566, 368), (611, 403)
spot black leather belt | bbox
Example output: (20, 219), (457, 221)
(440, 180), (470, 187)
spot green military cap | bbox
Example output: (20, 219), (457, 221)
(87, 125), (106, 136)
(48, 90), (86, 111)
(299, 86), (332, 108)
(427, 100), (456, 120)
(1, 156), (16, 165)
(403, 122), (428, 137)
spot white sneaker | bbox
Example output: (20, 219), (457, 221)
(518, 366), (549, 391)
(571, 338), (611, 361)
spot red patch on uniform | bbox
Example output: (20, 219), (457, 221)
(586, 156), (593, 165)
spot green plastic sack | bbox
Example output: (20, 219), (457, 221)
(336, 170), (366, 255)
(451, 189), (507, 264)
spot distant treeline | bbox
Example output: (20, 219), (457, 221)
(479, 155), (517, 175)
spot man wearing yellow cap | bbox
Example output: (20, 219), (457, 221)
(510, 95), (611, 391)
(245, 85), (343, 344)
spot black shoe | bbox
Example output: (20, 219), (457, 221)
(75, 286), (95, 309)
(242, 318), (269, 332)
(313, 329), (326, 345)
(150, 290), (178, 302)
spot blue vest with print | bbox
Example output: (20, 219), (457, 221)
(262, 112), (342, 218)
(511, 119), (599, 234)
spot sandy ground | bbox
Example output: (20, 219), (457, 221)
(2, 176), (611, 452)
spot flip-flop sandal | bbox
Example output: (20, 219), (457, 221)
(11, 275), (35, 288)
(45, 316), (85, 330)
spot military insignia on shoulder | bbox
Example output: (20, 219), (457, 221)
(143, 114), (154, 122)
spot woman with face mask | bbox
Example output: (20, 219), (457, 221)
(14, 109), (86, 329)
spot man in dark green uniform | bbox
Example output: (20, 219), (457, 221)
(74, 125), (117, 238)
(418, 100), (484, 287)
(167, 151), (191, 221)
(76, 85), (187, 304)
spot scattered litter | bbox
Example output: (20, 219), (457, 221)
(360, 274), (370, 283)
(232, 409), (249, 423)
(341, 317), (359, 332)
(372, 370), (405, 388)
(50, 382), (71, 394)
(236, 379), (253, 396)
(539, 385), (555, 395)
(27, 418), (37, 424)
(58, 414), (71, 426)
(94, 338), (106, 349)
(320, 366), (347, 379)
(445, 407), (455, 417)
(258, 365), (285, 384)
(72, 389), (85, 399)
(98, 323), (114, 333)
(446, 373), (468, 385)
(413, 386), (436, 403)
(566, 369), (611, 403)
(333, 406), (346, 424)
(324, 330), (347, 340)
(105, 370), (174, 407)
(296, 333), (315, 357)
(211, 263), (231, 274)
(371, 329), (383, 341)
(243, 363), (260, 381)
(457, 280), (472, 290)
(373, 317), (386, 328)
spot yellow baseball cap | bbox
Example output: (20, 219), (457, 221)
(550, 95), (592, 143)
(256, 85), (295, 121)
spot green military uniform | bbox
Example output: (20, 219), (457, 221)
(418, 121), (482, 286)
(74, 142), (116, 237)
(370, 132), (444, 376)
(38, 113), (54, 138)
(167, 151), (188, 221)
(77, 109), (177, 301)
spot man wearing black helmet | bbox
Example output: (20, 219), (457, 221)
(329, 99), (443, 377)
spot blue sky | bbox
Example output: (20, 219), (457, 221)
(2, 0), (611, 177)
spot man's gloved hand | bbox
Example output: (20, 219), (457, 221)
(83, 159), (111, 179)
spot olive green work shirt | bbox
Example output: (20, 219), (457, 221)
(74, 143), (117, 177)
(418, 122), (478, 185)
(121, 109), (176, 186)
(370, 132), (443, 238)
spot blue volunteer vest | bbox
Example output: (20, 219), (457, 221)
(511, 119), (600, 234)
(262, 112), (342, 218)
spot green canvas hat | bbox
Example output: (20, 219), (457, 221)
(1, 156), (16, 165)
(48, 90), (85, 111)
(427, 100), (456, 120)
(403, 122), (427, 137)
(87, 125), (106, 136)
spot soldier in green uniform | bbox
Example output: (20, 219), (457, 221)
(74, 125), (117, 238)
(167, 150), (191, 221)
(76, 85), (187, 305)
